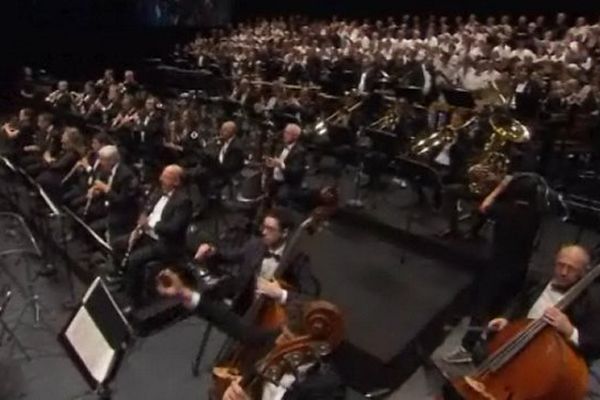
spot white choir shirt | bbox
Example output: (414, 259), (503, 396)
(526, 282), (579, 345)
(357, 71), (368, 93)
(510, 48), (536, 61)
(273, 143), (295, 182)
(422, 64), (432, 96)
(492, 44), (512, 60)
(147, 191), (173, 238)
(218, 137), (234, 164)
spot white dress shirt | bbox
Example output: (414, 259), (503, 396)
(218, 137), (234, 164)
(147, 191), (173, 239)
(262, 363), (314, 400)
(273, 143), (295, 182)
(527, 282), (579, 345)
(260, 244), (288, 304)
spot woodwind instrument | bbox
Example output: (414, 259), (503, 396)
(121, 223), (145, 268)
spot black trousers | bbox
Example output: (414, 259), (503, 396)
(461, 257), (529, 350)
(114, 234), (170, 307)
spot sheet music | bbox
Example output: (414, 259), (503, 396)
(65, 307), (115, 384)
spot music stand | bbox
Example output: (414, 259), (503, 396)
(347, 128), (400, 208)
(442, 89), (476, 109)
(395, 86), (423, 104)
(60, 277), (133, 400)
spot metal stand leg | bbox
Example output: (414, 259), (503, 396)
(191, 323), (214, 377)
(347, 163), (365, 209)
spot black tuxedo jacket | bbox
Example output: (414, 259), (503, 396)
(46, 150), (79, 175)
(275, 142), (307, 187)
(514, 80), (543, 120)
(192, 298), (345, 400)
(105, 163), (140, 232)
(503, 280), (600, 361)
(144, 187), (192, 248)
(214, 237), (319, 314)
(217, 137), (245, 179)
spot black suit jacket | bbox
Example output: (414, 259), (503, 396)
(192, 298), (345, 400)
(217, 137), (245, 179)
(105, 163), (139, 233)
(276, 142), (307, 187)
(215, 237), (319, 314)
(503, 280), (600, 362)
(514, 80), (543, 120)
(144, 187), (192, 249)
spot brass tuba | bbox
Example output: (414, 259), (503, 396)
(410, 110), (476, 158)
(467, 113), (531, 196)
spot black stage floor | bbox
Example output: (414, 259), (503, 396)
(0, 163), (598, 399)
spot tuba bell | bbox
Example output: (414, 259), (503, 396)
(467, 113), (531, 196)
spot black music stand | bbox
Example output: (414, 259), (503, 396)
(347, 128), (400, 208)
(395, 86), (423, 104)
(60, 277), (133, 400)
(442, 89), (476, 109)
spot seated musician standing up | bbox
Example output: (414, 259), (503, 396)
(193, 207), (319, 315)
(156, 269), (345, 400)
(209, 121), (245, 192)
(62, 132), (113, 205)
(189, 120), (244, 199)
(115, 164), (191, 309)
(443, 245), (600, 400)
(265, 123), (307, 207)
(83, 145), (139, 240)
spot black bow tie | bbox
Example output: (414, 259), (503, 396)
(265, 252), (281, 262)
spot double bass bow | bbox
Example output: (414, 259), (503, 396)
(451, 263), (600, 400)
(212, 188), (339, 397)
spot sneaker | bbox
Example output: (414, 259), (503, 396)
(443, 346), (473, 364)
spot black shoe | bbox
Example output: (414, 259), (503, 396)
(105, 271), (124, 285)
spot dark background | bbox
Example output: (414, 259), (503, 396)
(0, 0), (598, 84)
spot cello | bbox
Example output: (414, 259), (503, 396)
(212, 188), (338, 396)
(217, 300), (344, 399)
(450, 264), (600, 400)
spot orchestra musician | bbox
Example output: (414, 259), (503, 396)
(84, 145), (139, 238)
(35, 127), (86, 202)
(113, 164), (191, 309)
(265, 123), (307, 207)
(62, 131), (113, 206)
(155, 269), (345, 400)
(444, 172), (542, 364)
(193, 207), (319, 314)
(443, 245), (600, 399)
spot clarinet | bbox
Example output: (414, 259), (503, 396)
(121, 225), (144, 268)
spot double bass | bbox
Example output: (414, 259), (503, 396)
(450, 264), (600, 399)
(212, 189), (338, 397)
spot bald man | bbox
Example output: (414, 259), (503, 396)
(192, 120), (244, 196)
(265, 123), (307, 206)
(445, 245), (600, 367)
(114, 164), (192, 309)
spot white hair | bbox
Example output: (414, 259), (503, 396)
(98, 145), (120, 162)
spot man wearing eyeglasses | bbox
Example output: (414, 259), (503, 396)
(193, 207), (319, 314)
